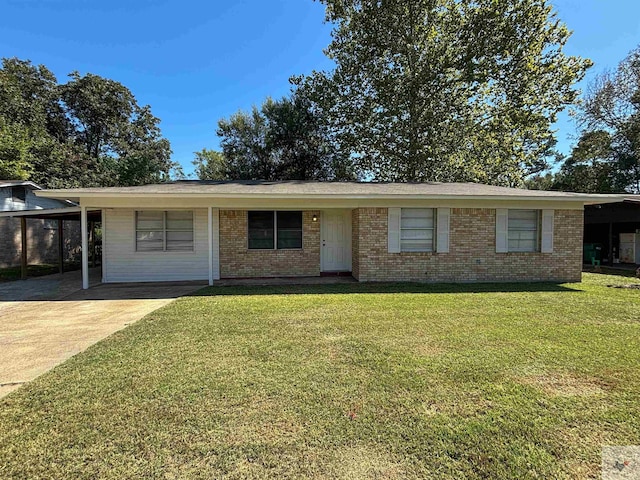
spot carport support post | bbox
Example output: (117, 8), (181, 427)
(20, 216), (27, 280)
(81, 206), (89, 289)
(57, 219), (64, 274)
(208, 206), (213, 286)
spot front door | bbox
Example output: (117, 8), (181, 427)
(321, 210), (352, 272)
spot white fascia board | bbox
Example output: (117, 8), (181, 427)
(0, 206), (82, 218)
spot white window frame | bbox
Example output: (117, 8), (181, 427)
(507, 209), (540, 253)
(247, 211), (303, 250)
(135, 210), (194, 252)
(400, 208), (436, 253)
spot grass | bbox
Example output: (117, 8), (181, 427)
(0, 262), (80, 282)
(1, 273), (639, 479)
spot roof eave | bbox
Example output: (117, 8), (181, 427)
(35, 190), (628, 203)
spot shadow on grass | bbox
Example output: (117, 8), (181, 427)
(583, 266), (639, 278)
(190, 281), (582, 297)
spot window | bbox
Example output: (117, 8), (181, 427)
(136, 210), (194, 252)
(508, 209), (539, 252)
(11, 186), (26, 203)
(400, 208), (435, 252)
(248, 211), (275, 249)
(248, 211), (303, 250)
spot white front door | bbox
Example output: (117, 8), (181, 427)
(321, 210), (352, 272)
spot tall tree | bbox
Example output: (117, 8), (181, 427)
(215, 93), (356, 181)
(60, 72), (175, 185)
(298, 0), (590, 185)
(217, 105), (274, 180)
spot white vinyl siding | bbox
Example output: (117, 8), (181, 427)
(136, 210), (194, 252)
(400, 208), (435, 252)
(104, 209), (210, 282)
(507, 209), (539, 253)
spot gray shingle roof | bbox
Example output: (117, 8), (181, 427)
(34, 180), (619, 198)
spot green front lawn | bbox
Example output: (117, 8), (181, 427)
(1, 273), (639, 479)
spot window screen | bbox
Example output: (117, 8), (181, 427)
(508, 210), (539, 252)
(400, 208), (435, 252)
(136, 211), (194, 252)
(248, 211), (303, 249)
(248, 211), (275, 249)
(277, 211), (302, 249)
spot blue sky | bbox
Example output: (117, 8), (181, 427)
(1, 0), (639, 177)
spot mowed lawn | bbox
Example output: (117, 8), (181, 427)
(1, 273), (639, 479)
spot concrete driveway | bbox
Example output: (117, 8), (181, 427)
(0, 275), (205, 398)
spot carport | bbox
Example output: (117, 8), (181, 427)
(0, 207), (102, 284)
(584, 198), (640, 265)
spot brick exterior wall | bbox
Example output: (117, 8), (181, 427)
(352, 207), (583, 283)
(219, 210), (321, 278)
(0, 218), (82, 268)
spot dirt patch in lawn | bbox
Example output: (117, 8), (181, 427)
(607, 284), (640, 289)
(415, 343), (445, 356)
(518, 373), (609, 397)
(329, 445), (405, 479)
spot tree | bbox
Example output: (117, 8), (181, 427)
(551, 46), (640, 193)
(0, 58), (175, 188)
(60, 72), (175, 185)
(192, 149), (228, 180)
(298, 0), (590, 185)
(215, 93), (356, 181)
(217, 105), (273, 180)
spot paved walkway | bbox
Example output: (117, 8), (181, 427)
(0, 277), (205, 398)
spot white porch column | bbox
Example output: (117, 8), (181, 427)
(81, 205), (89, 289)
(208, 206), (213, 285)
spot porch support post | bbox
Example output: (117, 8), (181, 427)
(20, 216), (27, 280)
(81, 205), (89, 289)
(208, 206), (213, 286)
(58, 218), (64, 274)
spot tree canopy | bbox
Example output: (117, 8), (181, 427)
(292, 0), (590, 185)
(0, 58), (175, 187)
(209, 93), (356, 181)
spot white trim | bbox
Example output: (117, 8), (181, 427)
(101, 209), (107, 283)
(208, 206), (213, 285)
(0, 206), (81, 218)
(81, 205), (89, 289)
(212, 208), (220, 280)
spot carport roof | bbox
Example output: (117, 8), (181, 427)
(0, 207), (101, 220)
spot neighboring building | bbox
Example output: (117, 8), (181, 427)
(0, 180), (81, 268)
(584, 198), (640, 265)
(36, 181), (627, 288)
